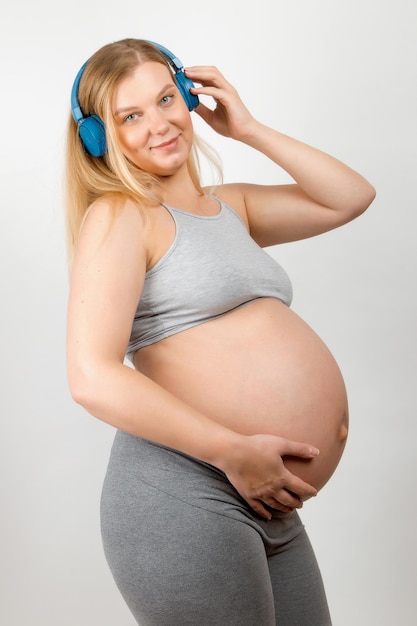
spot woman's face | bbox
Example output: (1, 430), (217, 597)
(112, 61), (193, 176)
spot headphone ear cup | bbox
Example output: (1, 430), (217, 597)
(78, 115), (107, 157)
(175, 72), (199, 111)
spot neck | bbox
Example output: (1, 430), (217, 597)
(159, 171), (204, 207)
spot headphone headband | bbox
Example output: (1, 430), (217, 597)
(71, 40), (199, 157)
(71, 62), (89, 124)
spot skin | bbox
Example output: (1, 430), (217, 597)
(67, 61), (375, 520)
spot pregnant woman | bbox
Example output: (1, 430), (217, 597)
(65, 39), (375, 625)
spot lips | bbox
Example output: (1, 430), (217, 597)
(151, 136), (179, 150)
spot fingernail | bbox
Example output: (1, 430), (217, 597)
(312, 447), (320, 456)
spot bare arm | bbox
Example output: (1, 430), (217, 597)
(187, 66), (376, 245)
(67, 198), (319, 519)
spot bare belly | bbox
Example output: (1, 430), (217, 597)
(134, 298), (349, 492)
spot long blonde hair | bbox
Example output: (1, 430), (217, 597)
(65, 38), (221, 262)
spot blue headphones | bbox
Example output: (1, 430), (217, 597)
(70, 41), (199, 157)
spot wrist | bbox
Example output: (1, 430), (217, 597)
(235, 120), (272, 146)
(203, 428), (246, 473)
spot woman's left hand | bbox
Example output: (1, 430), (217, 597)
(185, 66), (256, 141)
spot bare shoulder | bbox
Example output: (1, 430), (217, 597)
(73, 196), (155, 272)
(80, 196), (147, 245)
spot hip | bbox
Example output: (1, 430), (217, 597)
(100, 430), (305, 547)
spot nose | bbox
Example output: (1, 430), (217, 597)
(147, 108), (169, 135)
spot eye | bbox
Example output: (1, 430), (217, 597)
(160, 94), (174, 106)
(123, 112), (140, 123)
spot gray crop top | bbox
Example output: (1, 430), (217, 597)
(126, 197), (293, 360)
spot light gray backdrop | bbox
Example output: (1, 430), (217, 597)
(1, 1), (416, 624)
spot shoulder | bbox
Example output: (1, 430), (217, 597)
(82, 195), (147, 233)
(204, 183), (249, 228)
(73, 195), (155, 277)
(78, 196), (153, 252)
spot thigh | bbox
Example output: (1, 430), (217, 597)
(268, 529), (332, 626)
(102, 475), (276, 626)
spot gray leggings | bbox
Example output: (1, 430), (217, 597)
(100, 431), (332, 625)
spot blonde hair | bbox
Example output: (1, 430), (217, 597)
(65, 38), (222, 263)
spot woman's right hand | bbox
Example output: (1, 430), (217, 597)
(219, 433), (320, 520)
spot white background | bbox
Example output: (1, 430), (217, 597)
(1, 1), (416, 624)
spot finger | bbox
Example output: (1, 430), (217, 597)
(272, 503), (296, 514)
(284, 474), (318, 499)
(266, 490), (303, 510)
(247, 499), (273, 521)
(185, 66), (226, 85)
(191, 85), (226, 104)
(281, 440), (320, 459)
(261, 496), (296, 514)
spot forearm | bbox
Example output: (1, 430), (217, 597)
(69, 360), (238, 468)
(240, 121), (375, 213)
(69, 359), (320, 519)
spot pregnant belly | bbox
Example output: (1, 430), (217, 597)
(134, 298), (349, 492)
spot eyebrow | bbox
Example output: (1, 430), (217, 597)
(113, 83), (176, 117)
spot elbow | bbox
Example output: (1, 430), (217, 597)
(67, 357), (104, 411)
(359, 181), (377, 214)
(345, 180), (376, 221)
(67, 354), (126, 417)
(67, 367), (94, 409)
